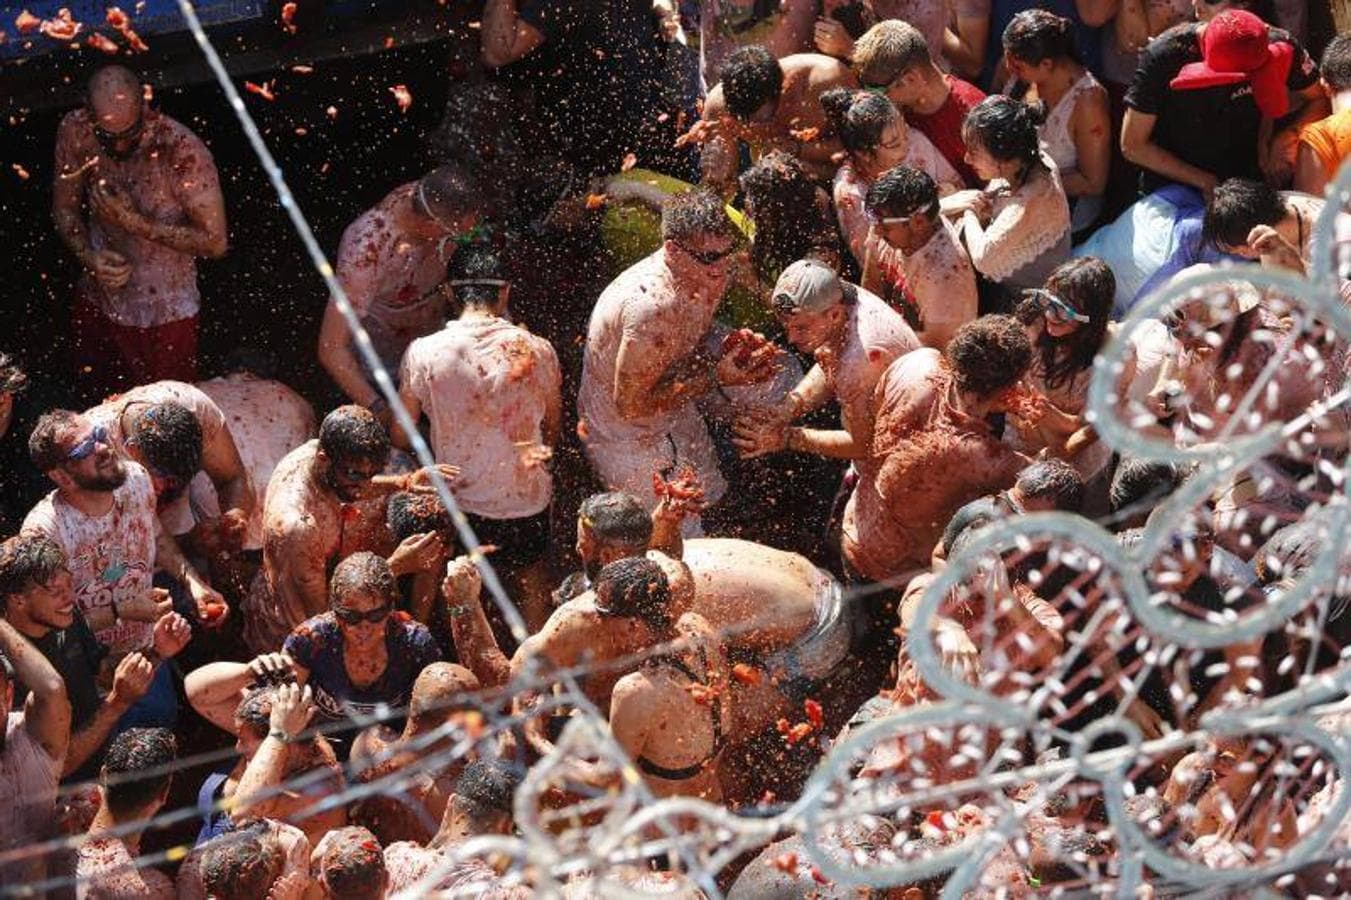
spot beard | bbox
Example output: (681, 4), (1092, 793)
(71, 458), (128, 492)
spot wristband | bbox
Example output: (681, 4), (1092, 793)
(267, 729), (292, 744)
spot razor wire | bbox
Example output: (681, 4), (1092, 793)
(4, 7), (1351, 897)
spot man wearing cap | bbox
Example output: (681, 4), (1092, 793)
(1121, 9), (1326, 196)
(317, 165), (484, 422)
(733, 258), (918, 462)
(861, 166), (978, 350)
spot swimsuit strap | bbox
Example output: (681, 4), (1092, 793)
(634, 645), (724, 782)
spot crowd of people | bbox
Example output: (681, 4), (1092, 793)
(1, 0), (1350, 896)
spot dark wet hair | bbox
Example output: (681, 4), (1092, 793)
(0, 533), (67, 613)
(448, 244), (507, 309)
(318, 827), (386, 900)
(1203, 178), (1286, 250)
(0, 353), (28, 396)
(865, 165), (939, 221)
(235, 687), (276, 737)
(318, 405), (390, 466)
(740, 151), (839, 281)
(1322, 34), (1351, 92)
(962, 95), (1047, 181)
(1109, 458), (1184, 519)
(29, 409), (81, 473)
(199, 821), (285, 900)
(454, 759), (521, 829)
(1016, 459), (1084, 511)
(1015, 257), (1114, 390)
(1253, 517), (1335, 586)
(578, 492), (653, 550)
(102, 727), (177, 817)
(719, 46), (784, 120)
(1003, 9), (1080, 66)
(387, 491), (453, 544)
(330, 551), (399, 610)
(594, 557), (671, 632)
(945, 315), (1033, 398)
(131, 402), (203, 485)
(661, 189), (734, 245)
(417, 163), (480, 222)
(820, 87), (899, 157)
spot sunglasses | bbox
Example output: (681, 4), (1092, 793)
(92, 111), (145, 147)
(680, 242), (736, 266)
(334, 604), (391, 625)
(866, 207), (921, 226)
(333, 462), (381, 483)
(1025, 289), (1090, 325)
(66, 424), (109, 461)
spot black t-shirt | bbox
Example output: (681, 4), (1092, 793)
(23, 613), (106, 732)
(1124, 23), (1318, 192)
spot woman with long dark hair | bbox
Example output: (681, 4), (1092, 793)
(942, 95), (1071, 296)
(1003, 9), (1110, 236)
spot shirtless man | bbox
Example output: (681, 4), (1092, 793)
(317, 165), (483, 417)
(692, 48), (857, 191)
(52, 65), (227, 397)
(577, 190), (777, 533)
(732, 258), (918, 462)
(349, 662), (483, 845)
(843, 316), (1035, 592)
(243, 405), (456, 653)
(86, 380), (254, 548)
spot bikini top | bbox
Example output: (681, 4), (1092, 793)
(634, 646), (725, 783)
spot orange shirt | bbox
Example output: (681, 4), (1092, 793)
(1299, 108), (1351, 181)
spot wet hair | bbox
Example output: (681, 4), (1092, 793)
(578, 492), (653, 550)
(740, 151), (839, 281)
(1003, 9), (1080, 66)
(131, 402), (203, 485)
(0, 533), (67, 613)
(408, 662), (479, 728)
(1015, 257), (1114, 390)
(1322, 34), (1351, 92)
(865, 165), (939, 221)
(454, 759), (521, 829)
(87, 64), (140, 108)
(29, 409), (81, 473)
(963, 95), (1047, 181)
(102, 727), (177, 818)
(593, 557), (671, 632)
(317, 827), (387, 900)
(1016, 459), (1084, 511)
(820, 88), (900, 157)
(235, 687), (275, 737)
(330, 551), (399, 610)
(387, 491), (453, 543)
(944, 315), (1033, 398)
(1253, 517), (1335, 586)
(198, 822), (285, 900)
(447, 244), (507, 309)
(0, 353), (28, 396)
(417, 163), (480, 223)
(940, 497), (1003, 557)
(318, 405), (390, 466)
(719, 46), (784, 120)
(852, 20), (931, 87)
(1109, 458), (1184, 518)
(661, 189), (734, 245)
(1203, 178), (1286, 250)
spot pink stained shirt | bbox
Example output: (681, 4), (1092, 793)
(54, 109), (222, 328)
(400, 317), (562, 519)
(22, 463), (158, 655)
(76, 837), (175, 899)
(823, 288), (920, 442)
(0, 712), (62, 886)
(842, 349), (1025, 584)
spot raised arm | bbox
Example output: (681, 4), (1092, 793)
(442, 557), (512, 689)
(0, 618), (70, 763)
(232, 683), (315, 821)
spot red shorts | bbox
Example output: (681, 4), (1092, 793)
(72, 295), (198, 399)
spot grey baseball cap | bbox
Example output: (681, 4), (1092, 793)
(772, 259), (843, 315)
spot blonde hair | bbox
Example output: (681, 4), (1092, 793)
(852, 20), (932, 87)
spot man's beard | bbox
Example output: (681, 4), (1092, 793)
(71, 459), (128, 492)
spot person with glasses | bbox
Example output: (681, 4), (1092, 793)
(851, 21), (986, 186)
(690, 45), (856, 193)
(394, 246), (561, 632)
(317, 164), (484, 423)
(577, 190), (778, 534)
(23, 410), (225, 658)
(861, 165), (978, 349)
(245, 406), (457, 655)
(823, 88), (963, 272)
(51, 65), (227, 401)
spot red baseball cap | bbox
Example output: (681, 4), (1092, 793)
(1169, 10), (1294, 119)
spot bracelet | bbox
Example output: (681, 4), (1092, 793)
(267, 729), (292, 744)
